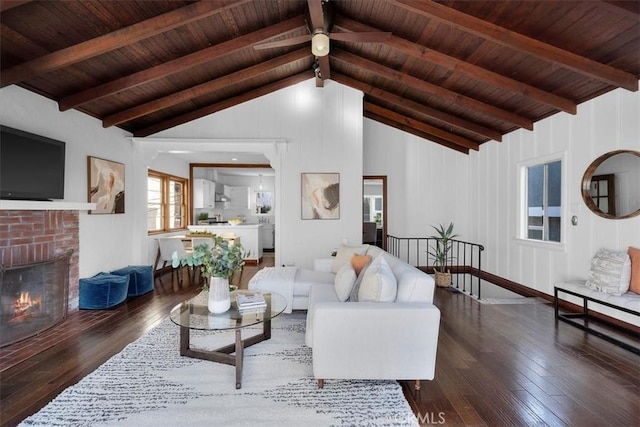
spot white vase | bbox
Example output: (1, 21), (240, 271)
(208, 276), (231, 313)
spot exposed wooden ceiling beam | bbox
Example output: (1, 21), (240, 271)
(0, 0), (31, 12)
(104, 48), (309, 128)
(332, 72), (500, 142)
(365, 102), (480, 151)
(334, 16), (577, 115)
(318, 55), (330, 80)
(308, 0), (330, 84)
(134, 71), (314, 137)
(0, 0), (252, 87)
(364, 110), (470, 154)
(59, 15), (306, 111)
(600, 1), (640, 16)
(332, 49), (534, 130)
(388, 0), (638, 91)
(307, 0), (325, 31)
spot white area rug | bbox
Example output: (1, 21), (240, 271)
(19, 312), (417, 426)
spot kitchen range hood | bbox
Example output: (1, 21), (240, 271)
(214, 182), (229, 202)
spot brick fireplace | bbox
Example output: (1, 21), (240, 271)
(0, 210), (80, 334)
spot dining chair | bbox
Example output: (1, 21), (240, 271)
(363, 222), (377, 245)
(157, 237), (192, 286)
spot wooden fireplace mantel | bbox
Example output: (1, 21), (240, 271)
(0, 200), (96, 211)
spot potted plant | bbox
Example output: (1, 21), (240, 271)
(172, 236), (246, 313)
(197, 212), (209, 225)
(428, 222), (458, 287)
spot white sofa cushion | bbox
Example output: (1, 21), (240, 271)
(305, 283), (340, 347)
(334, 262), (357, 302)
(366, 245), (434, 303)
(294, 269), (335, 296)
(586, 248), (632, 296)
(348, 270), (364, 302)
(358, 255), (397, 302)
(331, 244), (368, 273)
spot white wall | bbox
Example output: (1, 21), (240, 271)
(363, 120), (471, 239)
(0, 86), (136, 278)
(363, 87), (639, 324)
(146, 78), (364, 268)
(5, 80), (637, 324)
(468, 88), (640, 324)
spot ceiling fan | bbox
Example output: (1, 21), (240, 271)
(253, 0), (391, 86)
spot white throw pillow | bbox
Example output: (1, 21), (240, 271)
(349, 256), (374, 302)
(334, 262), (357, 302)
(585, 248), (632, 296)
(358, 255), (397, 302)
(331, 244), (368, 273)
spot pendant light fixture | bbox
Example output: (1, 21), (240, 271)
(311, 31), (330, 57)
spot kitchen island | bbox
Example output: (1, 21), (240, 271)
(188, 224), (263, 264)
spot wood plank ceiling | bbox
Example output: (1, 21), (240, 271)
(1, 0), (638, 154)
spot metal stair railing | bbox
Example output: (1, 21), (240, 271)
(386, 235), (485, 299)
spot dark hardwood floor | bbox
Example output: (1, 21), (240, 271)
(2, 257), (639, 427)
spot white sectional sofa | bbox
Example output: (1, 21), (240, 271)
(249, 244), (441, 389)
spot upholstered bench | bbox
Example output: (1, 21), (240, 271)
(79, 273), (129, 309)
(554, 282), (639, 354)
(554, 247), (639, 354)
(111, 265), (154, 297)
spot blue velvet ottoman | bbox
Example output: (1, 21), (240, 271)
(110, 265), (154, 297)
(79, 273), (129, 309)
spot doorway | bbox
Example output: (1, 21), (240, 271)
(363, 176), (387, 250)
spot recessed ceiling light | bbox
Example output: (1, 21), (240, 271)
(232, 157), (238, 161)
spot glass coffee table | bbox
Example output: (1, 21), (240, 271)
(169, 290), (286, 389)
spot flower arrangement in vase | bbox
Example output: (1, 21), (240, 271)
(172, 236), (246, 313)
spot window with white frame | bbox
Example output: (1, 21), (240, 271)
(521, 158), (562, 242)
(147, 170), (187, 233)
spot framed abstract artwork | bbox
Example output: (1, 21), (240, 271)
(301, 173), (340, 220)
(87, 156), (125, 214)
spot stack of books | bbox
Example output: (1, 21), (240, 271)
(237, 292), (267, 314)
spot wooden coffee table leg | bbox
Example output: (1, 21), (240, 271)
(178, 308), (276, 389)
(180, 325), (189, 356)
(235, 329), (243, 389)
(263, 317), (271, 340)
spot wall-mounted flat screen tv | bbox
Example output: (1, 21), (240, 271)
(0, 125), (66, 201)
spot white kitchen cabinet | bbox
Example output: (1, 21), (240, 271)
(261, 223), (274, 249)
(193, 179), (215, 208)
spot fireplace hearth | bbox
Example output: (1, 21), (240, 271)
(1, 250), (72, 347)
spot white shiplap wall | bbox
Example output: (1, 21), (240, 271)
(468, 88), (640, 324)
(364, 86), (639, 324)
(150, 78), (364, 269)
(363, 121), (471, 238)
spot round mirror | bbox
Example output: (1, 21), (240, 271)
(581, 150), (640, 219)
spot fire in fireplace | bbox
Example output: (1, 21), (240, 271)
(1, 250), (72, 347)
(12, 291), (43, 322)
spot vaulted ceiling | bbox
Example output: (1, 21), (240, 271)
(1, 0), (638, 154)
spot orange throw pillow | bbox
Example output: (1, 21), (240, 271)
(628, 247), (640, 294)
(351, 254), (372, 276)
